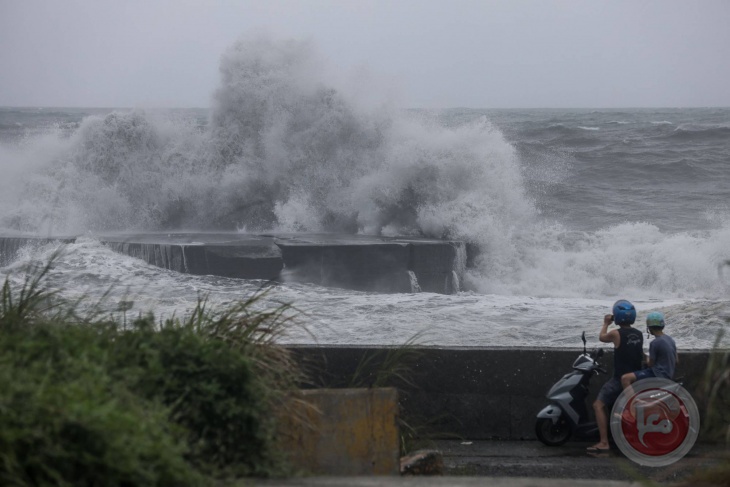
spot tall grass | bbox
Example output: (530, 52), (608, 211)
(698, 329), (730, 445)
(0, 256), (304, 485)
(346, 332), (426, 390)
(685, 328), (730, 486)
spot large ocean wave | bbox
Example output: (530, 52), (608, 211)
(1, 37), (730, 302)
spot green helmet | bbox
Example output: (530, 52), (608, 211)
(646, 311), (666, 328)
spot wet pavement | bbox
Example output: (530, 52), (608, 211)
(254, 440), (726, 486)
(254, 478), (640, 486)
(434, 439), (721, 483)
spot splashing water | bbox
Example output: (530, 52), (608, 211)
(1, 37), (730, 344)
(0, 38), (535, 284)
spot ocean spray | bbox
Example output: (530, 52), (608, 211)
(1, 37), (730, 305)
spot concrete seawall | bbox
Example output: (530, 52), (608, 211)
(0, 233), (466, 294)
(291, 346), (714, 441)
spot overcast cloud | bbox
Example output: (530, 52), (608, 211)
(1, 0), (729, 108)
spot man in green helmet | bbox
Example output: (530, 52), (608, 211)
(621, 311), (678, 389)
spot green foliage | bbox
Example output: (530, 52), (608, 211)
(0, 322), (198, 487)
(109, 314), (283, 476)
(684, 328), (730, 487)
(698, 329), (730, 445)
(0, 257), (302, 485)
(347, 332), (425, 389)
(1, 257), (64, 330)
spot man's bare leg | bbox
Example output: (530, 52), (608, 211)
(621, 373), (639, 416)
(590, 399), (610, 450)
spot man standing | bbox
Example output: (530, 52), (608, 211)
(588, 299), (643, 453)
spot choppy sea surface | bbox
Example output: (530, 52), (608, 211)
(1, 40), (729, 349)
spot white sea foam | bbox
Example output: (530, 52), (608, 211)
(577, 126), (600, 131)
(1, 37), (730, 349)
(465, 221), (730, 300)
(0, 36), (535, 288)
(0, 239), (725, 349)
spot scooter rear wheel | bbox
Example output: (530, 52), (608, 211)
(535, 417), (572, 446)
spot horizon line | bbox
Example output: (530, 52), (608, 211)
(2, 104), (729, 111)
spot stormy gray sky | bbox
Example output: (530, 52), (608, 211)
(1, 0), (729, 109)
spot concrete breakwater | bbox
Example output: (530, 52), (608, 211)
(0, 233), (466, 294)
(291, 346), (713, 441)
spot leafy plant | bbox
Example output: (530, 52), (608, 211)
(108, 307), (297, 477)
(0, 255), (304, 485)
(0, 320), (199, 487)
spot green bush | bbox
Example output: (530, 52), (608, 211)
(109, 315), (281, 476)
(0, 323), (198, 487)
(0, 258), (302, 485)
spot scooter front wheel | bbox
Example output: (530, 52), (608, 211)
(535, 417), (572, 446)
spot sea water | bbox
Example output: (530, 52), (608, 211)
(1, 38), (729, 349)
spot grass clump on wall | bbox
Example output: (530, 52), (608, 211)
(0, 258), (302, 485)
(685, 329), (730, 486)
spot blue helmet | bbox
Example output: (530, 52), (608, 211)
(613, 299), (636, 326)
(646, 311), (666, 328)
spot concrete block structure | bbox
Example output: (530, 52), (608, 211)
(0, 233), (466, 294)
(277, 388), (400, 475)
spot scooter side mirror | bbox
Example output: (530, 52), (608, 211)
(581, 331), (587, 354)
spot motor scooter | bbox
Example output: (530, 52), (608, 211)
(535, 331), (606, 446)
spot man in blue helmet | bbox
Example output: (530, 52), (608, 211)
(588, 299), (644, 453)
(621, 311), (677, 388)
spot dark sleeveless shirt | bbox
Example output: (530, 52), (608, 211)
(613, 327), (644, 378)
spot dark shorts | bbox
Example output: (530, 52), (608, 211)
(632, 368), (656, 381)
(597, 377), (623, 407)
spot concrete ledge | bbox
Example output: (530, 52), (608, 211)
(101, 234), (284, 280)
(0, 233), (466, 294)
(290, 346), (714, 441)
(277, 388), (400, 476)
(277, 239), (411, 293)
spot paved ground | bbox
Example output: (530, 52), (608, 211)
(255, 478), (641, 486)
(254, 440), (726, 486)
(435, 439), (721, 483)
